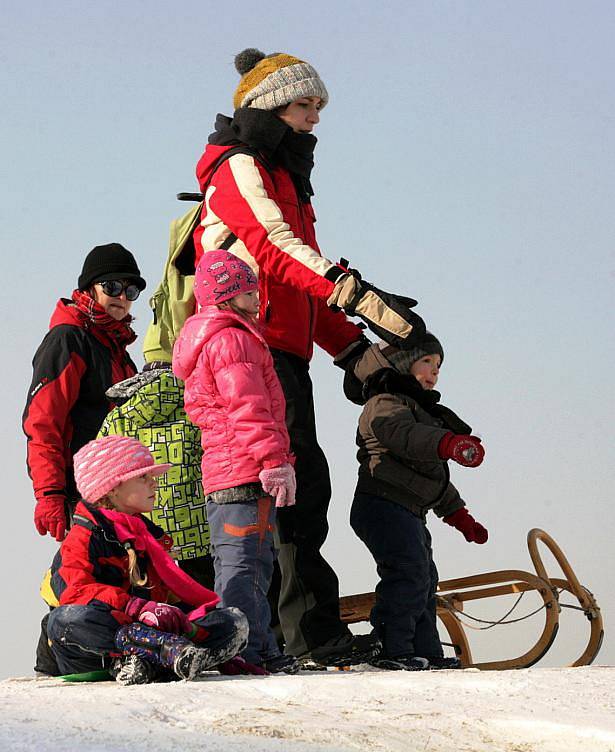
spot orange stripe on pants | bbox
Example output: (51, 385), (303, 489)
(223, 497), (273, 543)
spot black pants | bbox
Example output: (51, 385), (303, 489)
(271, 350), (349, 656)
(350, 491), (443, 659)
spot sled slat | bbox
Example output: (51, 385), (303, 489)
(339, 528), (602, 670)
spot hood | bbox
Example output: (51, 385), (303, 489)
(196, 143), (238, 193)
(173, 307), (264, 381)
(49, 298), (88, 330)
(105, 370), (185, 424)
(352, 344), (394, 384)
(196, 110), (316, 201)
(196, 110), (290, 191)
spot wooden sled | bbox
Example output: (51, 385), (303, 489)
(339, 528), (603, 670)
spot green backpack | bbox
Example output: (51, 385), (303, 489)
(143, 146), (269, 364)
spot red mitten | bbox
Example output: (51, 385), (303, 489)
(438, 433), (485, 468)
(443, 508), (488, 544)
(217, 656), (268, 676)
(34, 496), (67, 541)
(125, 597), (192, 634)
(259, 463), (297, 508)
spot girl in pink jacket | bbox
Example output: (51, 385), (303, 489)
(173, 250), (298, 673)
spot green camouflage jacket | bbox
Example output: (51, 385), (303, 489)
(98, 367), (210, 561)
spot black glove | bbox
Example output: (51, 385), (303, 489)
(327, 272), (426, 350)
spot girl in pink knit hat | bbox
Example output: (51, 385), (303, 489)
(173, 250), (299, 674)
(44, 434), (255, 684)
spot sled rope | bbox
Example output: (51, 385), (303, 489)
(447, 586), (589, 631)
(447, 591), (550, 631)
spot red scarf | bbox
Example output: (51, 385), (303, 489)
(71, 289), (137, 347)
(99, 508), (220, 613)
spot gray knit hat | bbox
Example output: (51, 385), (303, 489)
(380, 332), (444, 375)
(233, 48), (329, 111)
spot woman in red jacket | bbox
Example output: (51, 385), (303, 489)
(173, 250), (299, 674)
(23, 243), (145, 543)
(190, 48), (409, 666)
(23, 243), (144, 675)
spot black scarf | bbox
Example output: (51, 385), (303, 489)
(363, 368), (472, 435)
(208, 109), (316, 203)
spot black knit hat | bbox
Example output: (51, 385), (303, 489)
(78, 243), (146, 291)
(381, 331), (444, 374)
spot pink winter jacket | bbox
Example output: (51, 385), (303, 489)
(172, 307), (291, 494)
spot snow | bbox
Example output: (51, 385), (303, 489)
(2, 666), (614, 751)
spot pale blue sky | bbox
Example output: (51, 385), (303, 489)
(2, 1), (613, 677)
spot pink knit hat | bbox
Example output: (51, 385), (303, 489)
(73, 436), (172, 503)
(194, 250), (258, 307)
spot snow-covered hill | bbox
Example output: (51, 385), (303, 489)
(2, 666), (613, 751)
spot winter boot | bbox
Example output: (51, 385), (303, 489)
(116, 621), (247, 681)
(109, 655), (156, 686)
(370, 653), (430, 671)
(427, 656), (462, 670)
(309, 632), (382, 668)
(262, 654), (301, 675)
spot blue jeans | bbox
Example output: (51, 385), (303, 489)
(206, 497), (280, 664)
(47, 602), (122, 674)
(350, 491), (443, 659)
(47, 601), (245, 675)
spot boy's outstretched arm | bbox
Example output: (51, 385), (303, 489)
(364, 394), (450, 462)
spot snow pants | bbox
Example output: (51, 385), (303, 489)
(47, 601), (243, 675)
(350, 491), (444, 659)
(271, 350), (351, 656)
(206, 497), (281, 665)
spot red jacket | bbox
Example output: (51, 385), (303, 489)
(194, 144), (364, 361)
(49, 502), (194, 613)
(23, 299), (136, 503)
(173, 307), (291, 494)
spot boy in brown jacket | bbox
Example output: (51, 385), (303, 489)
(348, 333), (488, 670)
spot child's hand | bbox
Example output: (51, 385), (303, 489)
(125, 597), (192, 634)
(438, 433), (485, 468)
(443, 508), (488, 544)
(259, 463), (296, 507)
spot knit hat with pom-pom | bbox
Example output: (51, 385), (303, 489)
(233, 47), (329, 111)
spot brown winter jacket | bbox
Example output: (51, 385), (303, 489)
(353, 345), (466, 519)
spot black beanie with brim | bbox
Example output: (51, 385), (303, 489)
(78, 243), (146, 291)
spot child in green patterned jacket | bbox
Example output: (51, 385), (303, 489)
(99, 362), (214, 588)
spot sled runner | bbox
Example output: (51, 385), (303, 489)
(339, 528), (603, 670)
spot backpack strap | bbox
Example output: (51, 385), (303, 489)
(176, 145), (273, 251)
(72, 513), (98, 532)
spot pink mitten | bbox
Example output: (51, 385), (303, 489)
(125, 597), (192, 634)
(259, 463), (297, 508)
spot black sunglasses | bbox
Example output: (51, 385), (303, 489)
(96, 280), (141, 301)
